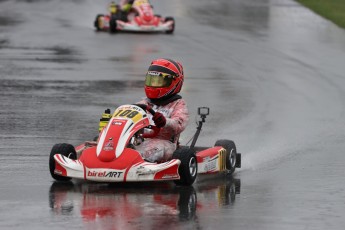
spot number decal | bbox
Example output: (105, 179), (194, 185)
(127, 111), (139, 118)
(113, 109), (141, 121)
(119, 110), (131, 117)
(113, 110), (123, 117)
(115, 110), (139, 118)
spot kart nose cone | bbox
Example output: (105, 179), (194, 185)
(98, 137), (116, 162)
(143, 14), (152, 22)
(98, 150), (116, 162)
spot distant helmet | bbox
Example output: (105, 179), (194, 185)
(109, 2), (117, 14)
(145, 58), (184, 100)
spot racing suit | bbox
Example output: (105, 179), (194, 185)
(135, 95), (189, 163)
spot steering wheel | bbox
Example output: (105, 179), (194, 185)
(133, 104), (160, 138)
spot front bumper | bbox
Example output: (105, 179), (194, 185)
(117, 21), (173, 32)
(54, 154), (180, 182)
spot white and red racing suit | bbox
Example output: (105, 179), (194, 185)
(135, 96), (189, 163)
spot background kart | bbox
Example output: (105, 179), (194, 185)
(94, 0), (175, 34)
(49, 105), (241, 186)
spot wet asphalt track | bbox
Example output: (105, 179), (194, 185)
(1, 0), (345, 229)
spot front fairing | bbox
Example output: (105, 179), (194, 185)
(97, 105), (150, 161)
(131, 0), (157, 25)
(133, 0), (154, 16)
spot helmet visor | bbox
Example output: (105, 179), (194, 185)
(145, 72), (174, 88)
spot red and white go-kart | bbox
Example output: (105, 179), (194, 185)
(49, 104), (241, 186)
(94, 0), (175, 34)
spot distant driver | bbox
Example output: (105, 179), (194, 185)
(108, 0), (135, 15)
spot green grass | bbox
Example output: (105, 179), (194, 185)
(296, 0), (345, 29)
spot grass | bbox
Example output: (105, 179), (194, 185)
(296, 0), (345, 29)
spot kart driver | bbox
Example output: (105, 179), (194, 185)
(99, 58), (189, 163)
(108, 0), (134, 15)
(135, 58), (189, 163)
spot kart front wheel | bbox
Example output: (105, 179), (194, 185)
(215, 139), (239, 174)
(172, 147), (197, 186)
(49, 143), (77, 181)
(94, 14), (104, 31)
(164, 16), (175, 34)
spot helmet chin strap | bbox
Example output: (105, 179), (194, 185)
(147, 94), (182, 106)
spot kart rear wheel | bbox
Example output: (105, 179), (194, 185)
(172, 147), (197, 186)
(215, 139), (237, 174)
(49, 143), (77, 181)
(94, 14), (104, 31)
(164, 16), (175, 34)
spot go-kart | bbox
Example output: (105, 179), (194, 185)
(94, 0), (175, 34)
(49, 104), (241, 186)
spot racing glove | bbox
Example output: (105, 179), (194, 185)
(152, 112), (166, 128)
(99, 109), (112, 132)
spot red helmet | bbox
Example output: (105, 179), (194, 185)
(144, 58), (184, 100)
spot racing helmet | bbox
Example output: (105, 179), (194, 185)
(109, 1), (117, 14)
(145, 58), (184, 100)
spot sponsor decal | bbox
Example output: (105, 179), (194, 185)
(148, 71), (160, 76)
(119, 105), (141, 112)
(204, 157), (217, 172)
(54, 169), (63, 175)
(112, 121), (123, 126)
(162, 174), (179, 179)
(103, 138), (114, 151)
(127, 106), (142, 112)
(154, 107), (172, 117)
(87, 170), (123, 178)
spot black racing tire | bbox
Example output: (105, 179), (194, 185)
(49, 143), (77, 181)
(94, 14), (104, 31)
(109, 17), (118, 33)
(214, 139), (237, 174)
(164, 16), (175, 34)
(172, 147), (197, 186)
